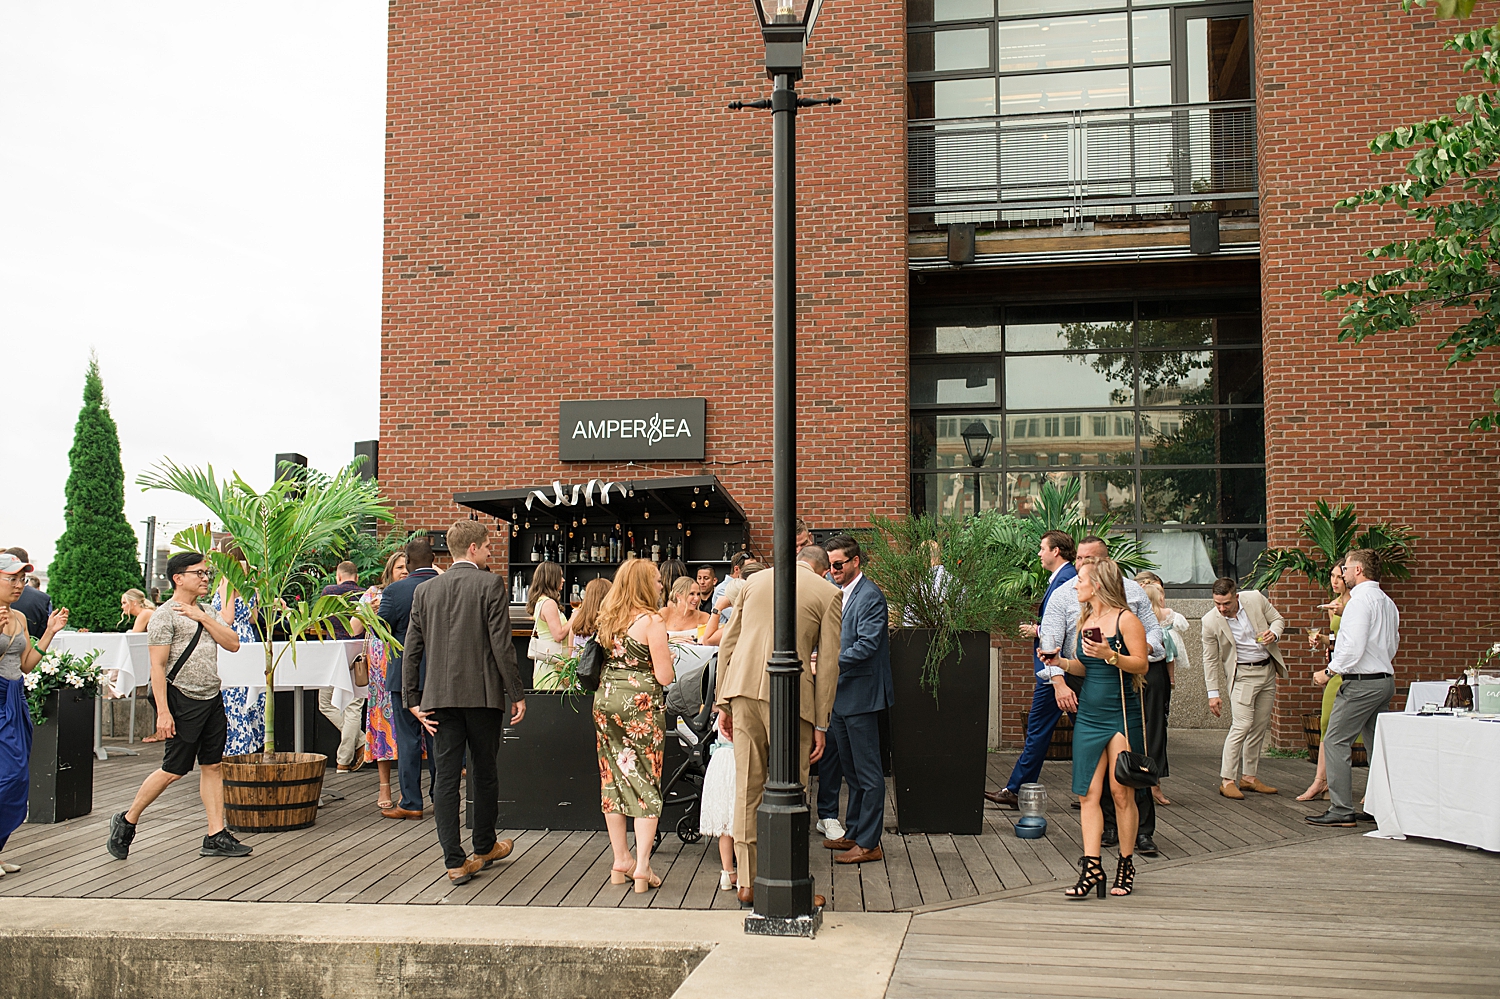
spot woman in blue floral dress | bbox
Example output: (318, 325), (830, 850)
(364, 552), (406, 808)
(214, 551), (263, 757)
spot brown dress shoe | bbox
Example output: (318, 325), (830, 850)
(1240, 776), (1279, 794)
(1219, 781), (1246, 800)
(381, 806), (423, 820)
(472, 838), (514, 870)
(813, 894), (826, 907)
(737, 885), (754, 907)
(835, 844), (884, 864)
(822, 837), (857, 851)
(983, 788), (1019, 809)
(447, 855), (484, 884)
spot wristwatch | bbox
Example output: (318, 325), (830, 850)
(1106, 652), (1119, 667)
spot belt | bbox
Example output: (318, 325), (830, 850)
(1338, 672), (1393, 681)
(1236, 659), (1270, 668)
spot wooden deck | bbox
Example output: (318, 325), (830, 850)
(1, 730), (1367, 912)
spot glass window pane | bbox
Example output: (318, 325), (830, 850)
(1219, 350), (1264, 404)
(1007, 319), (1132, 352)
(1132, 9), (1171, 63)
(1082, 470), (1136, 521)
(1141, 467), (1264, 525)
(910, 28), (992, 73)
(910, 0), (995, 24)
(1138, 318), (1213, 348)
(1139, 298), (1260, 321)
(999, 0), (1122, 16)
(1006, 353), (1135, 409)
(998, 68), (1129, 114)
(998, 13), (1129, 73)
(913, 361), (1000, 404)
(911, 413), (1002, 469)
(1133, 66), (1171, 107)
(1139, 349), (1212, 405)
(1007, 410), (1136, 467)
(935, 76), (997, 117)
(912, 307), (1003, 353)
(1006, 470), (1080, 518)
(913, 472), (1003, 519)
(1139, 528), (1220, 585)
(1141, 408), (1265, 465)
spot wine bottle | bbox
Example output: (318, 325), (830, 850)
(651, 529), (661, 563)
(530, 536), (540, 563)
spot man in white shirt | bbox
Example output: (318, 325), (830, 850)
(1201, 578), (1286, 799)
(1307, 549), (1399, 827)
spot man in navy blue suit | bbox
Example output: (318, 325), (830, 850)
(985, 530), (1078, 809)
(821, 534), (893, 865)
(377, 536), (440, 819)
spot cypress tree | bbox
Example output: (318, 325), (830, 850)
(48, 355), (142, 632)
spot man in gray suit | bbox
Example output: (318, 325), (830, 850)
(403, 520), (528, 885)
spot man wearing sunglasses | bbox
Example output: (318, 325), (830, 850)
(109, 551), (250, 862)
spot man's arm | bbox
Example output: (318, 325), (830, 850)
(1037, 586), (1075, 678)
(713, 591), (745, 712)
(838, 589), (885, 665)
(402, 591), (426, 708)
(1202, 616), (1225, 714)
(147, 643), (175, 740)
(1260, 593), (1286, 641)
(814, 593), (843, 729)
(173, 598), (241, 652)
(1326, 593), (1368, 675)
(487, 584), (526, 721)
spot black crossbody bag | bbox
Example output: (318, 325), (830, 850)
(1110, 611), (1160, 789)
(147, 621), (205, 707)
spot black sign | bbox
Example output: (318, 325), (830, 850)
(559, 398), (706, 461)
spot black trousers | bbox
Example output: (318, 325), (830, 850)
(1141, 660), (1171, 779)
(390, 690), (435, 812)
(1102, 782), (1156, 840)
(431, 706), (504, 869)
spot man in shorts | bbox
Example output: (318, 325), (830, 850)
(107, 551), (252, 860)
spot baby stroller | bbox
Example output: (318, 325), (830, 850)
(657, 653), (718, 847)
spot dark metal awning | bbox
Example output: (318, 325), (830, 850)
(454, 474), (748, 528)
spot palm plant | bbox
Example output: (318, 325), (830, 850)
(983, 478), (1157, 606)
(1244, 500), (1417, 595)
(137, 458), (400, 752)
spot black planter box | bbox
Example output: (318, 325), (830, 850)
(27, 688), (96, 824)
(888, 629), (990, 835)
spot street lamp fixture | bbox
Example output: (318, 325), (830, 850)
(733, 0), (838, 938)
(961, 420), (993, 517)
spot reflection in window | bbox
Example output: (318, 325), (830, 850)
(911, 413), (1002, 468)
(997, 14), (1129, 73)
(910, 0), (995, 23)
(910, 28), (992, 74)
(1006, 353), (1135, 409)
(998, 68), (1129, 114)
(1132, 9), (1170, 63)
(913, 362), (999, 404)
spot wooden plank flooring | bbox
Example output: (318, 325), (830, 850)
(0, 729), (1365, 911)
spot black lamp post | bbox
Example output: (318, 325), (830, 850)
(732, 0), (837, 936)
(961, 420), (993, 517)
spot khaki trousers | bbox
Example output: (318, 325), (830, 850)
(729, 695), (813, 889)
(318, 687), (366, 767)
(1221, 661), (1276, 781)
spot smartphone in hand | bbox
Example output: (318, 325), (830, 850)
(1082, 627), (1103, 644)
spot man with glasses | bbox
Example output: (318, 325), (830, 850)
(108, 551), (251, 861)
(2, 548), (50, 639)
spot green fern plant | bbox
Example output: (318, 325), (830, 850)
(1244, 500), (1417, 595)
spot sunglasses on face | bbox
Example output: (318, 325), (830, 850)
(829, 559), (851, 571)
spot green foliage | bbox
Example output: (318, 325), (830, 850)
(47, 355), (143, 632)
(1326, 18), (1500, 430)
(303, 528), (418, 597)
(861, 512), (1035, 696)
(1402, 0), (1480, 20)
(982, 478), (1157, 608)
(137, 457), (399, 752)
(1244, 501), (1417, 594)
(23, 646), (105, 725)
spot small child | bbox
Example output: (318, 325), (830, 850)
(698, 712), (737, 890)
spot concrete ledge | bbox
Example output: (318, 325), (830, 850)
(5, 898), (910, 999)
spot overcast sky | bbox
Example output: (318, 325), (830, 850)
(0, 2), (386, 575)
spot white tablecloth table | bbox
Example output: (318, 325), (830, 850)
(1404, 680), (1456, 713)
(51, 633), (152, 760)
(1364, 712), (1500, 852)
(217, 640), (367, 710)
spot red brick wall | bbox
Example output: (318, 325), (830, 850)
(380, 2), (909, 551)
(1258, 2), (1500, 746)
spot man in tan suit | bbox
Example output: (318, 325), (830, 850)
(1201, 577), (1286, 799)
(716, 545), (842, 906)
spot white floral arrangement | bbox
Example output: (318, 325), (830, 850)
(24, 646), (106, 725)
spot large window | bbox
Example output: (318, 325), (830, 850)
(910, 297), (1266, 587)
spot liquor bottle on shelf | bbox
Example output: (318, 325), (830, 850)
(611, 531), (620, 562)
(651, 529), (661, 563)
(530, 536), (541, 563)
(675, 535), (684, 560)
(722, 541), (731, 561)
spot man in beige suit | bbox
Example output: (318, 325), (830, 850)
(1201, 577), (1286, 799)
(716, 545), (842, 906)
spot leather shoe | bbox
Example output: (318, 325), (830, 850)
(1353, 811), (1375, 822)
(822, 837), (857, 851)
(1135, 835), (1159, 856)
(381, 806), (423, 820)
(1219, 781), (1246, 800)
(1239, 776), (1278, 794)
(834, 844), (883, 864)
(737, 885), (754, 908)
(473, 839), (514, 870)
(813, 894), (826, 908)
(1305, 810), (1356, 828)
(447, 856), (484, 884)
(1101, 827), (1119, 848)
(983, 788), (1019, 809)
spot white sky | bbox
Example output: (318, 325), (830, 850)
(0, 2), (387, 573)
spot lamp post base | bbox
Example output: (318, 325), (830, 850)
(744, 906), (823, 938)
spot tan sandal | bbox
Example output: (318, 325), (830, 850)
(609, 856), (635, 885)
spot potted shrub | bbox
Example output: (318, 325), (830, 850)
(138, 459), (399, 831)
(25, 647), (106, 824)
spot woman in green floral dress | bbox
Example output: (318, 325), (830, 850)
(593, 558), (675, 893)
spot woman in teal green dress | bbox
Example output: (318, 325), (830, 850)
(1042, 556), (1150, 899)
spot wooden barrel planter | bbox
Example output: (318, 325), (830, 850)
(221, 752), (327, 833)
(1020, 709), (1074, 761)
(1301, 713), (1367, 768)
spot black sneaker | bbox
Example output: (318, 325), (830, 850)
(200, 829), (253, 858)
(106, 812), (136, 860)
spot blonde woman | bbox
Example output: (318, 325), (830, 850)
(593, 558), (674, 893)
(526, 562), (570, 688)
(120, 589), (155, 633)
(1041, 557), (1149, 899)
(660, 576), (719, 645)
(1135, 573), (1186, 806)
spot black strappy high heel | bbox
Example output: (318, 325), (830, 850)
(1064, 856), (1107, 899)
(1112, 854), (1136, 896)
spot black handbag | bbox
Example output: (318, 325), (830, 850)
(1110, 619), (1160, 789)
(576, 636), (605, 692)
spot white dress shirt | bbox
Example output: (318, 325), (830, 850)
(1205, 608), (1272, 699)
(1327, 580), (1399, 676)
(1037, 577), (1164, 678)
(840, 571), (864, 609)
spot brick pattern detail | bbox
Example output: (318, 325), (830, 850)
(380, 2), (909, 554)
(1258, 4), (1500, 747)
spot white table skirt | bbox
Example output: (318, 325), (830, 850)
(1364, 712), (1500, 852)
(218, 641), (367, 712)
(1404, 680), (1456, 713)
(51, 632), (151, 698)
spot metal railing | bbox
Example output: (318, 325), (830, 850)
(908, 100), (1256, 223)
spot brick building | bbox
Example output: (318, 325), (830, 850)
(381, 1), (1500, 747)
